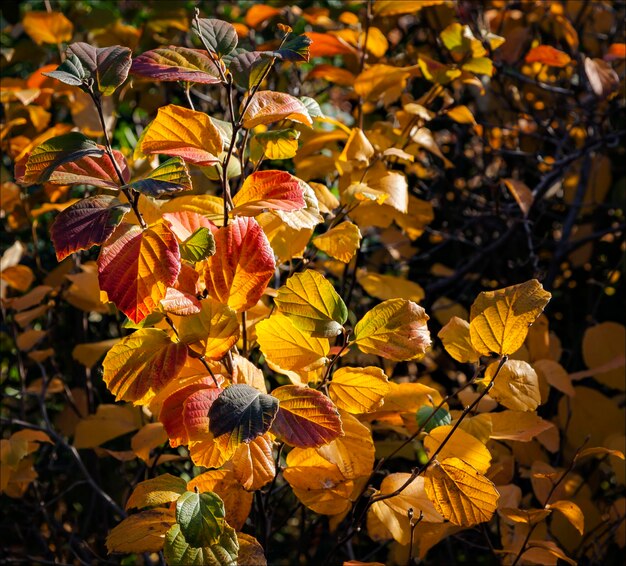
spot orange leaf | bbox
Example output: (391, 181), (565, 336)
(525, 45), (571, 67)
(232, 170), (306, 216)
(231, 433), (275, 490)
(23, 12), (73, 45)
(242, 91), (313, 129)
(97, 221), (181, 323)
(305, 32), (356, 57)
(102, 329), (188, 404)
(503, 178), (534, 217)
(245, 4), (282, 29)
(204, 217), (275, 312)
(140, 104), (223, 166)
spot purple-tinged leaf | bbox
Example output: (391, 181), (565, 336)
(50, 150), (129, 188)
(127, 157), (192, 196)
(228, 50), (272, 89)
(70, 42), (132, 96)
(274, 35), (312, 62)
(43, 53), (86, 87)
(50, 195), (131, 261)
(192, 18), (238, 56)
(131, 47), (221, 85)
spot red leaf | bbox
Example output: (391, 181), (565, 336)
(131, 47), (221, 84)
(525, 45), (571, 67)
(204, 217), (275, 312)
(51, 196), (131, 261)
(98, 221), (181, 323)
(231, 170), (306, 215)
(51, 150), (130, 188)
(162, 211), (217, 241)
(184, 387), (223, 440)
(160, 383), (216, 447)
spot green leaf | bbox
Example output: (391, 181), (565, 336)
(128, 157), (193, 196)
(416, 406), (452, 433)
(180, 227), (216, 263)
(228, 50), (272, 89)
(193, 18), (238, 57)
(251, 128), (300, 160)
(17, 132), (104, 185)
(275, 35), (311, 62)
(176, 491), (226, 548)
(275, 270), (347, 337)
(164, 522), (239, 566)
(208, 384), (279, 443)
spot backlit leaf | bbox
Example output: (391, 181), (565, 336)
(275, 179), (323, 230)
(204, 217), (275, 312)
(193, 18), (238, 56)
(126, 474), (187, 510)
(106, 509), (175, 554)
(231, 170), (306, 216)
(242, 91), (313, 129)
(164, 523), (239, 566)
(373, 0), (445, 16)
(270, 385), (342, 448)
(128, 157), (192, 196)
(102, 328), (188, 404)
(424, 425), (492, 474)
(525, 45), (571, 67)
(424, 457), (499, 526)
(469, 279), (551, 356)
(503, 178), (534, 217)
(305, 32), (356, 57)
(485, 359), (541, 412)
(179, 228), (216, 263)
(17, 132), (104, 185)
(48, 150), (129, 188)
(176, 490), (226, 548)
(245, 5), (282, 28)
(256, 313), (330, 374)
(23, 11), (73, 45)
(353, 299), (431, 361)
(438, 316), (479, 363)
(141, 105), (223, 166)
(208, 384), (279, 444)
(329, 367), (390, 414)
(176, 298), (239, 360)
(231, 434), (275, 491)
(416, 406), (452, 433)
(50, 196), (131, 261)
(252, 128), (300, 160)
(131, 47), (221, 84)
(357, 271), (425, 303)
(98, 221), (181, 323)
(548, 500), (584, 535)
(488, 411), (554, 442)
(274, 270), (347, 337)
(312, 222), (361, 263)
(582, 322), (625, 390)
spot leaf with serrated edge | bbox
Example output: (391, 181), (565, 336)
(97, 221), (181, 323)
(485, 359), (541, 412)
(275, 270), (347, 337)
(232, 434), (275, 491)
(231, 170), (306, 215)
(131, 47), (221, 84)
(49, 150), (129, 188)
(270, 385), (343, 448)
(353, 299), (431, 361)
(193, 18), (238, 56)
(312, 221), (361, 263)
(176, 491), (225, 548)
(128, 157), (192, 196)
(141, 105), (223, 166)
(242, 91), (313, 129)
(164, 522), (239, 566)
(126, 473), (187, 510)
(102, 328), (188, 404)
(106, 509), (175, 554)
(51, 196), (130, 261)
(204, 217), (275, 312)
(65, 42), (132, 95)
(329, 366), (390, 414)
(469, 279), (551, 356)
(424, 457), (499, 526)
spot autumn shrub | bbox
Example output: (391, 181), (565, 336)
(1, 1), (625, 565)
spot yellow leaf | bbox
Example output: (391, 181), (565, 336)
(503, 178), (534, 217)
(329, 366), (390, 414)
(140, 104), (223, 166)
(424, 425), (492, 473)
(488, 411), (555, 442)
(548, 500), (584, 535)
(373, 0), (445, 16)
(462, 57), (494, 76)
(438, 316), (479, 363)
(106, 509), (175, 554)
(424, 457), (499, 526)
(353, 298), (431, 361)
(533, 359), (575, 397)
(125, 473), (186, 510)
(72, 339), (120, 368)
(446, 105), (476, 125)
(395, 195), (434, 240)
(582, 322), (625, 390)
(469, 279), (551, 356)
(74, 404), (141, 449)
(316, 411), (375, 480)
(131, 423), (167, 462)
(313, 221), (361, 263)
(161, 195), (224, 226)
(175, 298), (239, 360)
(231, 433), (275, 491)
(485, 359), (541, 412)
(370, 474), (443, 545)
(354, 64), (417, 104)
(410, 127), (454, 169)
(337, 128), (375, 169)
(242, 91), (312, 129)
(357, 271), (425, 303)
(256, 313), (330, 375)
(257, 212), (313, 264)
(23, 12), (73, 45)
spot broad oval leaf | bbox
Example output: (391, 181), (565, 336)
(242, 91), (313, 129)
(50, 196), (131, 261)
(193, 18), (238, 56)
(42, 53), (86, 87)
(49, 150), (130, 188)
(102, 328), (188, 404)
(126, 473), (187, 510)
(469, 279), (551, 356)
(141, 105), (223, 166)
(164, 522), (239, 566)
(256, 313), (330, 374)
(176, 298), (239, 360)
(485, 359), (541, 412)
(232, 434), (275, 491)
(525, 45), (571, 67)
(424, 457), (499, 527)
(128, 157), (192, 196)
(131, 47), (221, 84)
(353, 299), (431, 361)
(107, 509), (175, 554)
(252, 128), (300, 160)
(270, 385), (343, 448)
(231, 170), (306, 216)
(97, 221), (181, 323)
(204, 217), (275, 312)
(274, 270), (347, 337)
(329, 366), (390, 414)
(23, 11), (73, 46)
(357, 271), (425, 303)
(180, 228), (216, 263)
(176, 491), (226, 548)
(16, 132), (104, 185)
(438, 316), (479, 363)
(312, 221), (361, 263)
(424, 425), (492, 473)
(228, 50), (273, 89)
(208, 384), (279, 443)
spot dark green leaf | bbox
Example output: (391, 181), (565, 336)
(193, 18), (238, 57)
(69, 42), (132, 95)
(228, 50), (272, 89)
(416, 406), (452, 433)
(128, 157), (192, 196)
(43, 53), (87, 87)
(164, 523), (239, 566)
(275, 35), (312, 62)
(176, 491), (225, 548)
